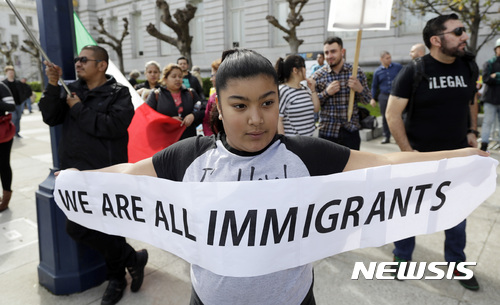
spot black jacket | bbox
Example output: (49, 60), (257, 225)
(0, 82), (15, 114)
(39, 75), (134, 170)
(482, 56), (500, 105)
(2, 79), (31, 105)
(146, 86), (204, 139)
(135, 82), (160, 90)
(183, 72), (205, 100)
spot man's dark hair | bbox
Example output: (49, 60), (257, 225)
(81, 45), (109, 64)
(215, 49), (278, 100)
(324, 37), (343, 49)
(177, 56), (189, 64)
(423, 13), (459, 49)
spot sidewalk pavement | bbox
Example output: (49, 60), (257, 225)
(1, 109), (499, 305)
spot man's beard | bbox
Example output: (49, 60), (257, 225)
(440, 38), (467, 57)
(329, 57), (343, 70)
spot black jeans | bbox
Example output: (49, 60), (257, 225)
(377, 93), (391, 139)
(66, 220), (136, 279)
(320, 128), (361, 150)
(0, 138), (13, 191)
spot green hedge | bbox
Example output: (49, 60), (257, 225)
(365, 72), (373, 90)
(29, 81), (42, 92)
(361, 71), (379, 116)
(202, 77), (212, 98)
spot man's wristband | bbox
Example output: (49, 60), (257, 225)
(467, 129), (479, 137)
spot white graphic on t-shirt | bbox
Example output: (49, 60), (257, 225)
(428, 76), (467, 89)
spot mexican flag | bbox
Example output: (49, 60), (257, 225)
(74, 13), (185, 162)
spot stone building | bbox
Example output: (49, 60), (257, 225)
(2, 0), (498, 80)
(0, 0), (40, 81)
(75, 0), (499, 77)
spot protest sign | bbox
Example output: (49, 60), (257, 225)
(327, 0), (394, 120)
(54, 155), (497, 277)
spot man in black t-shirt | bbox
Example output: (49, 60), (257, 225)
(386, 14), (480, 291)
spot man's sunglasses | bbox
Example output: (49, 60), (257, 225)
(74, 56), (103, 64)
(439, 27), (466, 37)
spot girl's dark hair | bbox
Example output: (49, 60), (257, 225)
(275, 54), (305, 84)
(215, 49), (279, 99)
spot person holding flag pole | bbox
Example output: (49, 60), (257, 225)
(40, 45), (148, 305)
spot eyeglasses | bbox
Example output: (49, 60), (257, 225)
(439, 27), (466, 37)
(74, 56), (103, 64)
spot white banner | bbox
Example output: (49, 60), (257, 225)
(328, 0), (394, 31)
(54, 156), (497, 277)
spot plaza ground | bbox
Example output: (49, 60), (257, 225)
(1, 109), (499, 305)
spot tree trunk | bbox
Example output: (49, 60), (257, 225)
(147, 1), (197, 66)
(37, 58), (45, 88)
(467, 2), (481, 55)
(288, 38), (301, 54)
(116, 47), (124, 74)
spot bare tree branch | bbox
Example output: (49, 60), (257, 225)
(0, 41), (18, 66)
(93, 17), (129, 73)
(20, 39), (45, 87)
(266, 0), (308, 53)
(146, 0), (197, 64)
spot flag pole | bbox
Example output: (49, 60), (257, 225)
(5, 0), (72, 96)
(347, 29), (362, 121)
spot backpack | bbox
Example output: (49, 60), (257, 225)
(405, 52), (479, 125)
(358, 106), (378, 130)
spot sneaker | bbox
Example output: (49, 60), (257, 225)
(454, 265), (479, 291)
(381, 138), (390, 144)
(127, 249), (148, 292)
(101, 278), (127, 305)
(392, 255), (408, 280)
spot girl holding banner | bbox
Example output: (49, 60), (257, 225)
(61, 49), (490, 305)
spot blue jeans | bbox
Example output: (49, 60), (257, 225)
(11, 103), (25, 136)
(393, 219), (466, 262)
(25, 97), (32, 113)
(481, 103), (500, 143)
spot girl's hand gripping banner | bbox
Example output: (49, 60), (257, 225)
(54, 156), (497, 277)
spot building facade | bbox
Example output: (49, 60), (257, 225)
(0, 0), (40, 81)
(2, 0), (498, 81)
(74, 0), (498, 76)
